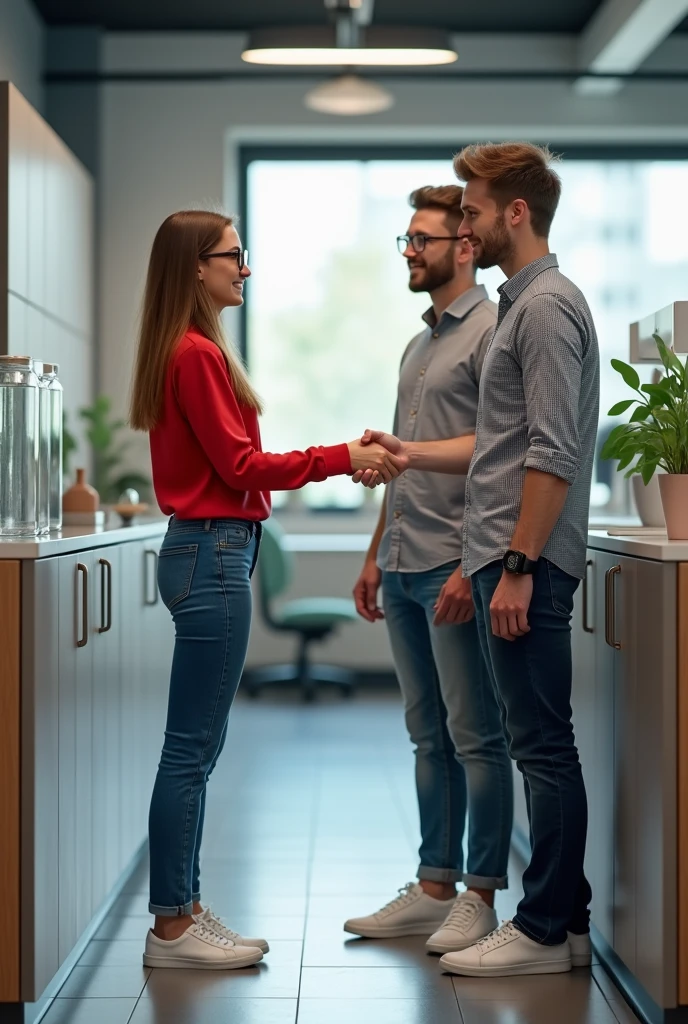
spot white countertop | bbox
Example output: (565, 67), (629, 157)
(587, 527), (688, 561)
(0, 517), (169, 559)
(2, 515), (687, 562)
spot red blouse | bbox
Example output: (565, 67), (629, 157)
(150, 330), (352, 521)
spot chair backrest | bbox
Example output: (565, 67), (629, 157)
(257, 517), (294, 623)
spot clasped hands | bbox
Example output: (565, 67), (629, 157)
(348, 429), (404, 487)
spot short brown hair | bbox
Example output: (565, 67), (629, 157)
(453, 143), (561, 238)
(409, 184), (465, 231)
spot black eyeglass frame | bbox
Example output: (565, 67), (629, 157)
(199, 247), (249, 270)
(396, 234), (461, 255)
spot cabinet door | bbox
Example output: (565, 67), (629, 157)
(142, 540), (173, 811)
(614, 554), (677, 1007)
(119, 540), (145, 869)
(57, 550), (94, 960)
(21, 556), (60, 999)
(91, 546), (122, 909)
(590, 552), (617, 947)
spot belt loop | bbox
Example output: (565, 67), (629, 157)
(204, 519), (211, 532)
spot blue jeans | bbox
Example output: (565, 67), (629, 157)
(382, 562), (513, 889)
(471, 559), (592, 945)
(148, 517), (260, 916)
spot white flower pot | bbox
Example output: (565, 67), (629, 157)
(659, 474), (688, 540)
(632, 473), (665, 528)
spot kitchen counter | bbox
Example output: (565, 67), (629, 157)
(0, 517), (169, 558)
(588, 527), (688, 562)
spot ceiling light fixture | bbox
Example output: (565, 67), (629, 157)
(241, 27), (458, 67)
(304, 74), (394, 115)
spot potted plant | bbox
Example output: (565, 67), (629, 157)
(601, 333), (688, 539)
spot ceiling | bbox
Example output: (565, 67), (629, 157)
(32, 0), (687, 35)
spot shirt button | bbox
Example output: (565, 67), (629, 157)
(394, 510), (402, 519)
(419, 368), (426, 377)
(432, 332), (439, 339)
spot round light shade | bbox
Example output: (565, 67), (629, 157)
(242, 26), (458, 67)
(304, 74), (394, 116)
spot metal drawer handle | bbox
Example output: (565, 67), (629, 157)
(98, 558), (112, 633)
(582, 558), (593, 634)
(604, 564), (621, 650)
(76, 562), (89, 648)
(144, 549), (159, 606)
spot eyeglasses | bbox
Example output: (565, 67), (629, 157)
(199, 247), (249, 270)
(396, 234), (460, 255)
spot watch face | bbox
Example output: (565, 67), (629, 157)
(505, 552), (521, 572)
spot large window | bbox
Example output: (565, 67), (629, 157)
(244, 151), (688, 513)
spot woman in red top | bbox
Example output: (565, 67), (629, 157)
(129, 211), (402, 971)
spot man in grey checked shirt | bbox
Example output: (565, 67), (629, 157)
(359, 143), (600, 979)
(344, 186), (513, 954)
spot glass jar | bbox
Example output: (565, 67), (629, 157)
(0, 356), (40, 536)
(40, 363), (64, 531)
(35, 362), (51, 534)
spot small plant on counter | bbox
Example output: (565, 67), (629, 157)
(79, 395), (150, 504)
(601, 333), (688, 483)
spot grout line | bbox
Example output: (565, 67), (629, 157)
(295, 764), (321, 1023)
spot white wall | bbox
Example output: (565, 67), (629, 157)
(0, 0), (44, 113)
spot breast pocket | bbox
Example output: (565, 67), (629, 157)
(157, 544), (198, 609)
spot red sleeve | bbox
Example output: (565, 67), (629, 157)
(174, 344), (351, 490)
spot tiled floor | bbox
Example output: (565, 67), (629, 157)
(43, 691), (642, 1024)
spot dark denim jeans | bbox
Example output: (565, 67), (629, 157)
(382, 561), (513, 889)
(471, 559), (592, 945)
(148, 516), (260, 916)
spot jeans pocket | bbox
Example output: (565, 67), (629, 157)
(157, 544), (198, 609)
(220, 524), (252, 549)
(545, 560), (578, 617)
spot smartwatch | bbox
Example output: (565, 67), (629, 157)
(503, 550), (538, 575)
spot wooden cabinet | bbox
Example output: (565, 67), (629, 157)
(10, 529), (173, 1004)
(570, 545), (679, 1011)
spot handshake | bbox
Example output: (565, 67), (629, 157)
(346, 431), (405, 487)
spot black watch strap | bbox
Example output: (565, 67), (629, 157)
(503, 550), (538, 575)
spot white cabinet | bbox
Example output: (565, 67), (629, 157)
(18, 530), (173, 1002)
(571, 545), (678, 1009)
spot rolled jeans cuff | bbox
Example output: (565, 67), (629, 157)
(418, 866), (463, 884)
(148, 894), (200, 917)
(463, 872), (509, 891)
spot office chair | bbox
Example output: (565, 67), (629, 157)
(243, 516), (359, 702)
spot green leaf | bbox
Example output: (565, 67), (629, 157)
(630, 405), (651, 422)
(641, 461), (659, 485)
(616, 451), (635, 472)
(607, 399), (635, 416)
(611, 358), (640, 391)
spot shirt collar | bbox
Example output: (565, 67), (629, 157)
(498, 253), (559, 306)
(422, 284), (489, 330)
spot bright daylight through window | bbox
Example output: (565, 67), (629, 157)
(246, 157), (688, 513)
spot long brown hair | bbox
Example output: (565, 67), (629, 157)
(129, 210), (262, 432)
(454, 142), (561, 239)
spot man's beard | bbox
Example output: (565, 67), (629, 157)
(408, 250), (455, 293)
(475, 212), (515, 270)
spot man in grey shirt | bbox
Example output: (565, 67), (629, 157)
(344, 186), (513, 954)
(359, 144), (599, 979)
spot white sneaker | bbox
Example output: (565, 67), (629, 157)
(344, 882), (454, 939)
(426, 891), (498, 954)
(143, 915), (264, 970)
(199, 907), (270, 954)
(439, 920), (571, 977)
(568, 931), (592, 968)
